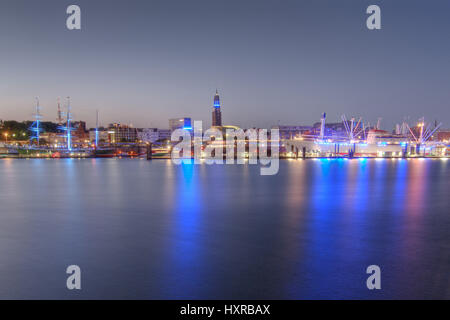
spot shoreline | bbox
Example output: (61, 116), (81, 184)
(1, 155), (448, 160)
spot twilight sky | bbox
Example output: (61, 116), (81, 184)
(0, 0), (449, 130)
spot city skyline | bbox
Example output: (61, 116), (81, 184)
(1, 0), (450, 130)
(0, 90), (447, 132)
(1, 1), (450, 303)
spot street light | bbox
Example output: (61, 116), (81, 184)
(4, 132), (8, 143)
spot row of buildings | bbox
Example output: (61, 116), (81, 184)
(1, 90), (449, 158)
(95, 91), (224, 145)
(0, 90), (224, 148)
(69, 90), (223, 146)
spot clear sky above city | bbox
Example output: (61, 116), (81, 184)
(1, 0), (449, 130)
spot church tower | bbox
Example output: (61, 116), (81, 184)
(212, 89), (222, 127)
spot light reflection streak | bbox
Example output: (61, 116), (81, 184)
(165, 162), (204, 297)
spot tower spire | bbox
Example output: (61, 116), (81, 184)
(212, 90), (222, 127)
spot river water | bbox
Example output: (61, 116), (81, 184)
(0, 158), (449, 299)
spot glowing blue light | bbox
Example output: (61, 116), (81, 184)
(67, 130), (72, 151)
(29, 120), (41, 144)
(213, 95), (220, 109)
(58, 123), (74, 151)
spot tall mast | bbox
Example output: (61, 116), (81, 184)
(418, 117), (424, 144)
(319, 113), (326, 140)
(376, 118), (382, 130)
(95, 110), (99, 148)
(66, 96), (72, 150)
(36, 98), (41, 146)
(29, 97), (42, 146)
(57, 97), (63, 125)
(350, 118), (355, 141)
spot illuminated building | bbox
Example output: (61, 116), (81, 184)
(169, 118), (192, 132)
(212, 90), (222, 127)
(108, 123), (138, 143)
(89, 128), (108, 145)
(437, 129), (450, 142)
(138, 128), (159, 143)
(157, 129), (171, 141)
(72, 121), (88, 140)
(137, 128), (172, 143)
(39, 133), (66, 146)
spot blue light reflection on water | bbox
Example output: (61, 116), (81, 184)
(296, 159), (378, 298)
(167, 162), (204, 297)
(287, 158), (449, 299)
(0, 158), (449, 299)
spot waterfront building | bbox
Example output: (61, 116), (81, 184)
(39, 133), (62, 146)
(437, 129), (450, 143)
(89, 128), (109, 145)
(158, 129), (172, 141)
(212, 90), (222, 127)
(169, 118), (192, 132)
(40, 131), (91, 149)
(137, 128), (172, 143)
(138, 128), (160, 143)
(72, 121), (89, 141)
(108, 123), (138, 143)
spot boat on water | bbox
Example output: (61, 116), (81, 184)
(151, 147), (171, 158)
(92, 148), (116, 158)
(1, 145), (155, 159)
(14, 147), (92, 158)
(0, 144), (19, 158)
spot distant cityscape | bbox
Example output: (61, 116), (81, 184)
(0, 90), (449, 159)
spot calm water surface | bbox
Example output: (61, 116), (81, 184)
(0, 158), (449, 299)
